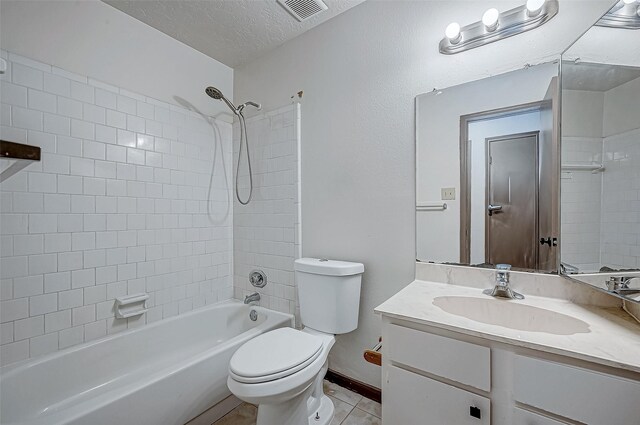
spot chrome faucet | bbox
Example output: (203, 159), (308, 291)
(483, 264), (524, 300)
(606, 276), (640, 296)
(244, 292), (261, 304)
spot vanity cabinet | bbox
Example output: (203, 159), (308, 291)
(385, 365), (490, 425)
(382, 320), (640, 425)
(512, 408), (568, 425)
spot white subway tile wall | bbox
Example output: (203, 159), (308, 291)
(233, 104), (301, 320)
(601, 128), (640, 270)
(561, 136), (603, 272)
(0, 51), (234, 366)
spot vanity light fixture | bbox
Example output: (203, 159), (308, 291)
(596, 0), (640, 29)
(439, 0), (559, 55)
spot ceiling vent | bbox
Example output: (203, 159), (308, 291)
(277, 0), (328, 22)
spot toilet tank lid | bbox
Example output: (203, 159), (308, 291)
(294, 258), (364, 276)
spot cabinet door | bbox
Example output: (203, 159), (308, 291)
(513, 407), (569, 425)
(383, 365), (490, 425)
(514, 355), (640, 424)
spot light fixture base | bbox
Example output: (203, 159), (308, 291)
(439, 0), (559, 55)
(595, 1), (640, 30)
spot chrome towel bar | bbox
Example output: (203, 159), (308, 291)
(416, 202), (448, 211)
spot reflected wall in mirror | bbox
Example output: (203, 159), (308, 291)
(560, 1), (640, 302)
(561, 10), (640, 270)
(416, 61), (560, 272)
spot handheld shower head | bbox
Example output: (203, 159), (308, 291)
(205, 86), (239, 115)
(205, 86), (224, 100)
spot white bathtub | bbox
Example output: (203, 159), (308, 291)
(0, 300), (293, 425)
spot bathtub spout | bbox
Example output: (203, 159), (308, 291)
(244, 292), (261, 304)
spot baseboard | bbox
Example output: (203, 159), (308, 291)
(325, 369), (381, 404)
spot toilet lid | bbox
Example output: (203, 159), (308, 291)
(229, 328), (323, 383)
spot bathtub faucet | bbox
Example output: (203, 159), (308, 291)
(244, 292), (261, 305)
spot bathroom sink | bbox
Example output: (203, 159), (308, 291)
(432, 296), (590, 335)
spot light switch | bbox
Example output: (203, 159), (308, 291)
(441, 188), (455, 200)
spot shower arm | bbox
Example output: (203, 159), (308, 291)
(237, 101), (262, 114)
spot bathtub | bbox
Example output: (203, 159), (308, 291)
(0, 300), (293, 425)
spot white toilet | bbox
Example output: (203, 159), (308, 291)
(227, 258), (364, 425)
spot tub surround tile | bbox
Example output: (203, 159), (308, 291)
(232, 104), (301, 319)
(0, 51), (234, 366)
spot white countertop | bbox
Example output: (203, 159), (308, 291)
(375, 280), (640, 374)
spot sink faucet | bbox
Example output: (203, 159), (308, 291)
(244, 292), (261, 304)
(483, 264), (524, 300)
(606, 276), (640, 296)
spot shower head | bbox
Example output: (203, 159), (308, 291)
(205, 86), (239, 115)
(205, 86), (261, 116)
(205, 86), (224, 100)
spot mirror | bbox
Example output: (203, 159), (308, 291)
(560, 1), (640, 302)
(416, 61), (560, 273)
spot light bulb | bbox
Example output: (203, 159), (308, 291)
(445, 22), (461, 44)
(526, 0), (546, 16)
(482, 8), (500, 31)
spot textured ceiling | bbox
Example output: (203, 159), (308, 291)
(103, 0), (366, 68)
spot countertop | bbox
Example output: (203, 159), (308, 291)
(375, 280), (640, 374)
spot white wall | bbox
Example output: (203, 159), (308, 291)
(0, 52), (234, 365)
(562, 90), (604, 138)
(468, 111), (542, 264)
(0, 0), (233, 121)
(603, 76), (640, 138)
(235, 0), (612, 387)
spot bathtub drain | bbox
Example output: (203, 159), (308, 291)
(249, 309), (258, 321)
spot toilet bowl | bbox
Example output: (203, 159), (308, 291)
(227, 328), (335, 425)
(227, 258), (364, 425)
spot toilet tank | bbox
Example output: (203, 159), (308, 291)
(294, 258), (364, 334)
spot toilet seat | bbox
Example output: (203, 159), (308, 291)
(229, 328), (323, 384)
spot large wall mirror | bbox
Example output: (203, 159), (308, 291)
(416, 61), (560, 273)
(560, 1), (640, 301)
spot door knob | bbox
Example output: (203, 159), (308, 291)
(487, 204), (502, 216)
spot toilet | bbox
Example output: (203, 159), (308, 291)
(227, 258), (364, 425)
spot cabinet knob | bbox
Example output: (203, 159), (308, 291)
(469, 406), (481, 419)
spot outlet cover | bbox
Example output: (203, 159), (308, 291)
(441, 188), (455, 200)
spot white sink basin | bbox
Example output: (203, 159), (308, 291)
(433, 296), (591, 335)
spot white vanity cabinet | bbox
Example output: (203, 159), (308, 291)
(381, 319), (640, 425)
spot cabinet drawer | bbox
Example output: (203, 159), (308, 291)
(513, 407), (569, 424)
(387, 323), (490, 391)
(514, 355), (640, 424)
(384, 365), (490, 425)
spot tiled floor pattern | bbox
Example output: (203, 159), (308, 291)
(213, 381), (381, 425)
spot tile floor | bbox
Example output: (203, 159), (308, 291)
(213, 380), (381, 425)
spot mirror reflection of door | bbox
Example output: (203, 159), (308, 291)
(462, 92), (559, 272)
(486, 132), (539, 269)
